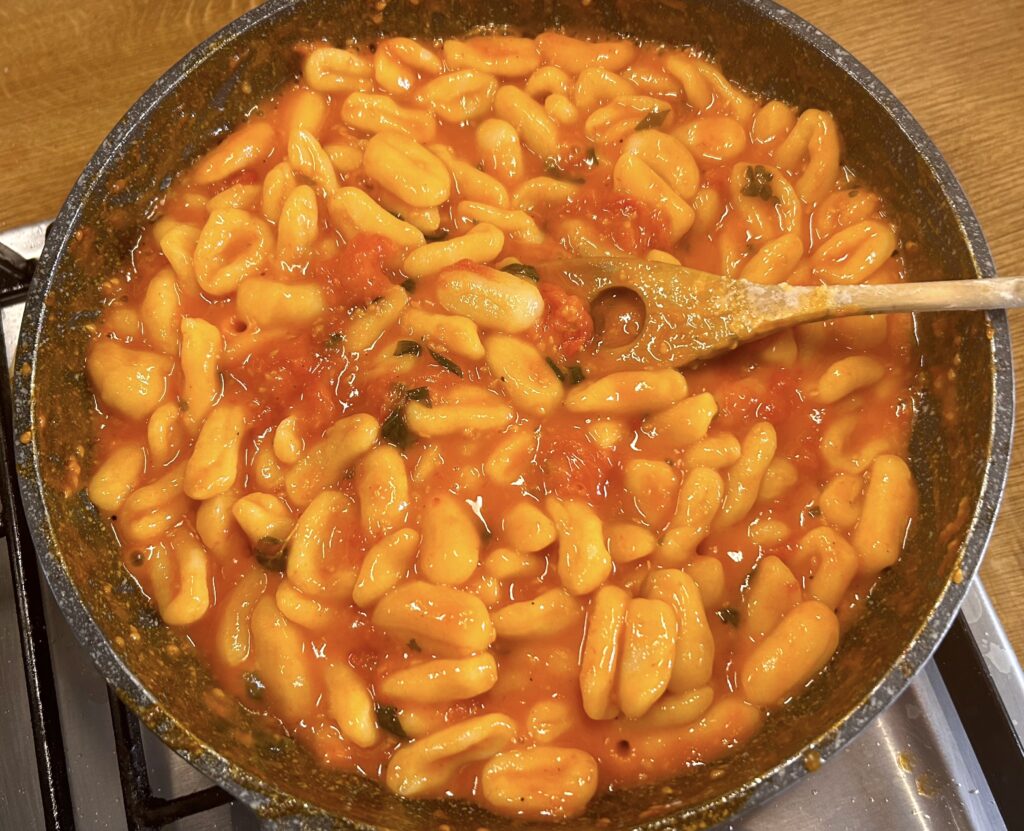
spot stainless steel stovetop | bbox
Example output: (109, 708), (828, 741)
(1, 221), (1022, 831)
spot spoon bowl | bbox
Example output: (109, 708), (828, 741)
(539, 257), (1024, 369)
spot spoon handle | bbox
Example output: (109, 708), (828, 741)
(827, 276), (1024, 316)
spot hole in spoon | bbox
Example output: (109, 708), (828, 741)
(591, 287), (646, 349)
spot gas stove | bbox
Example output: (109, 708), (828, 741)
(1, 220), (1021, 830)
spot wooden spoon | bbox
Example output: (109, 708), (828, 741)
(538, 257), (1023, 369)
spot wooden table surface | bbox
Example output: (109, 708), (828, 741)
(2, 0), (1023, 654)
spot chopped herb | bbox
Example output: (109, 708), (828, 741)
(716, 607), (741, 627)
(501, 262), (540, 282)
(407, 638), (422, 653)
(243, 671), (266, 701)
(406, 386), (432, 407)
(375, 704), (409, 740)
(423, 228), (449, 242)
(401, 278), (416, 293)
(323, 331), (345, 350)
(545, 357), (565, 382)
(381, 407), (412, 448)
(429, 348), (463, 377)
(586, 146), (599, 166)
(253, 536), (288, 571)
(394, 340), (422, 357)
(740, 165), (775, 201)
(543, 158), (586, 184)
(567, 365), (586, 385)
(635, 108), (669, 131)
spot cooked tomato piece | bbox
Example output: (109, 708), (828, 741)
(715, 370), (803, 432)
(313, 233), (398, 308)
(537, 282), (594, 358)
(537, 424), (613, 503)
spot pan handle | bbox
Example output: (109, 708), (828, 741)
(0, 238), (37, 302)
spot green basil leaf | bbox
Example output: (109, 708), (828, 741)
(253, 536), (288, 572)
(394, 340), (422, 357)
(545, 357), (566, 382)
(375, 704), (409, 740)
(429, 349), (463, 377)
(501, 263), (540, 282)
(381, 408), (412, 448)
(635, 108), (670, 130)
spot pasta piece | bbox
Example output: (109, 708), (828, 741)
(183, 404), (247, 500)
(493, 85), (560, 158)
(714, 423), (777, 529)
(149, 528), (211, 626)
(386, 713), (516, 797)
(231, 492), (295, 546)
(852, 455), (915, 575)
(537, 32), (636, 73)
(477, 118), (525, 182)
(249, 594), (318, 723)
(579, 585), (629, 720)
(179, 317), (222, 432)
(303, 47), (372, 93)
(400, 307), (485, 360)
(545, 497), (613, 596)
(402, 223), (504, 278)
(88, 445), (146, 513)
(237, 277), (325, 328)
(328, 187), (425, 248)
(343, 286), (410, 353)
(623, 459), (680, 530)
(644, 569), (714, 692)
(374, 37), (442, 95)
(436, 265), (544, 333)
(193, 121), (276, 184)
(214, 568), (268, 667)
(492, 589), (582, 638)
(417, 70), (498, 122)
(86, 340), (172, 421)
(418, 493), (481, 586)
(740, 600), (839, 705)
(500, 500), (557, 552)
(355, 446), (410, 538)
(481, 747), (599, 819)
(363, 131), (451, 208)
(372, 581), (496, 656)
(565, 369), (687, 416)
(617, 598), (677, 718)
(380, 654), (498, 703)
(341, 93), (437, 142)
(484, 334), (564, 416)
(285, 414), (380, 507)
(352, 528), (420, 608)
(286, 491), (358, 596)
(140, 269), (181, 355)
(193, 208), (272, 296)
(406, 386), (514, 437)
(444, 37), (540, 77)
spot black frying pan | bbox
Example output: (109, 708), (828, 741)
(12, 0), (1013, 828)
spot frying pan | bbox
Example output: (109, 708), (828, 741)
(12, 0), (1013, 827)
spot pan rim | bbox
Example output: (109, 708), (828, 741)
(12, 0), (1014, 826)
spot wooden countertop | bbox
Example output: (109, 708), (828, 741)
(2, 1), (1023, 655)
